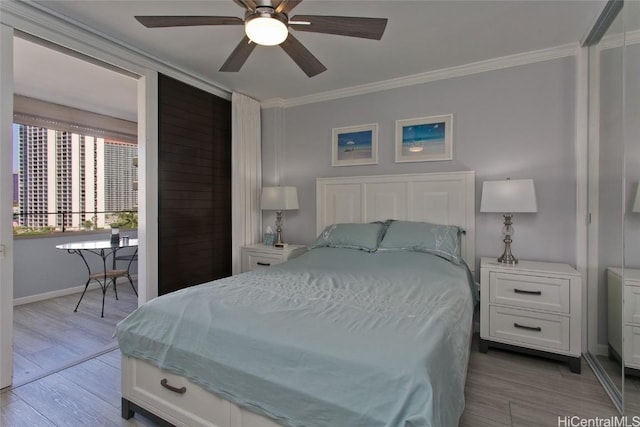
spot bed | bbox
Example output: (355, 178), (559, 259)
(117, 171), (476, 427)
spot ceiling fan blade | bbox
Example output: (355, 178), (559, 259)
(135, 16), (243, 28)
(220, 36), (257, 72)
(274, 0), (303, 14)
(232, 0), (257, 11)
(290, 16), (388, 40)
(280, 33), (326, 78)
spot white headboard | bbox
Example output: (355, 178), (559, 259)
(316, 171), (476, 272)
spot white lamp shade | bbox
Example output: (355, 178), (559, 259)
(245, 16), (288, 46)
(480, 179), (538, 213)
(261, 186), (299, 211)
(633, 184), (640, 213)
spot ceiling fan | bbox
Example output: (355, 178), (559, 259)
(135, 0), (388, 78)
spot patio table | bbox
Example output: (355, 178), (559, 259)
(56, 238), (138, 317)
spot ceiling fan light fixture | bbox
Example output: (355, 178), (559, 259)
(245, 13), (288, 46)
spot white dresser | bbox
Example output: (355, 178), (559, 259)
(607, 267), (640, 369)
(240, 244), (307, 273)
(479, 257), (582, 373)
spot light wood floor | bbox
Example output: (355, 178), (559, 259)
(1, 348), (155, 426)
(595, 353), (640, 416)
(12, 280), (138, 386)
(0, 334), (621, 427)
(460, 340), (619, 426)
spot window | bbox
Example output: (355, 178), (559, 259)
(13, 123), (138, 234)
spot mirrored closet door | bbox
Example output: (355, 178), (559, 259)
(586, 0), (624, 412)
(586, 0), (640, 415)
(623, 0), (640, 416)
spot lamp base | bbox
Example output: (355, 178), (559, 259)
(497, 250), (518, 264)
(275, 210), (284, 245)
(497, 213), (518, 264)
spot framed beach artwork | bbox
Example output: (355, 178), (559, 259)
(332, 123), (378, 167)
(395, 114), (453, 163)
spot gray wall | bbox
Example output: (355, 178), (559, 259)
(14, 230), (138, 299)
(262, 57), (578, 272)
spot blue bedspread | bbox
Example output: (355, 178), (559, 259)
(116, 247), (476, 427)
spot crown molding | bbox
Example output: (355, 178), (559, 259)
(261, 98), (286, 109)
(0, 0), (232, 100)
(599, 32), (624, 50)
(599, 28), (640, 50)
(628, 29), (640, 46)
(261, 43), (579, 109)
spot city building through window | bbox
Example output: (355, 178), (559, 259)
(13, 123), (138, 234)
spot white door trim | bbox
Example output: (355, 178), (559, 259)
(0, 22), (15, 389)
(575, 46), (589, 354)
(137, 71), (158, 303)
(587, 43), (602, 355)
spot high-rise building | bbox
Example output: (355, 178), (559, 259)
(18, 125), (53, 228)
(16, 124), (137, 231)
(104, 139), (138, 213)
(55, 131), (74, 230)
(12, 173), (18, 205)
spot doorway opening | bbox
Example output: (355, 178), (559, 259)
(10, 34), (140, 387)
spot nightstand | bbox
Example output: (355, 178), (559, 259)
(608, 268), (640, 369)
(479, 257), (582, 373)
(240, 244), (307, 273)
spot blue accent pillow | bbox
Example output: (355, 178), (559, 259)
(310, 222), (389, 252)
(378, 220), (464, 263)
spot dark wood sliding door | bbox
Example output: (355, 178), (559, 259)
(158, 74), (231, 295)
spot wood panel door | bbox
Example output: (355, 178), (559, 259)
(158, 74), (231, 295)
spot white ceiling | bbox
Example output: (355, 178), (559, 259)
(13, 37), (139, 122)
(14, 0), (605, 119)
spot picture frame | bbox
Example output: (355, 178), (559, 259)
(395, 114), (453, 163)
(332, 123), (378, 167)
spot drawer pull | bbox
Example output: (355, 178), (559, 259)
(513, 323), (542, 332)
(161, 378), (186, 394)
(256, 262), (271, 266)
(514, 288), (542, 296)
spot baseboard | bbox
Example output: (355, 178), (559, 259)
(13, 274), (138, 306)
(597, 343), (609, 357)
(14, 283), (100, 306)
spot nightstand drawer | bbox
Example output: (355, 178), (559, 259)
(489, 272), (570, 314)
(241, 244), (307, 273)
(624, 285), (640, 324)
(245, 253), (283, 271)
(489, 306), (570, 351)
(623, 325), (640, 368)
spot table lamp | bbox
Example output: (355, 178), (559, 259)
(480, 178), (538, 264)
(261, 186), (299, 247)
